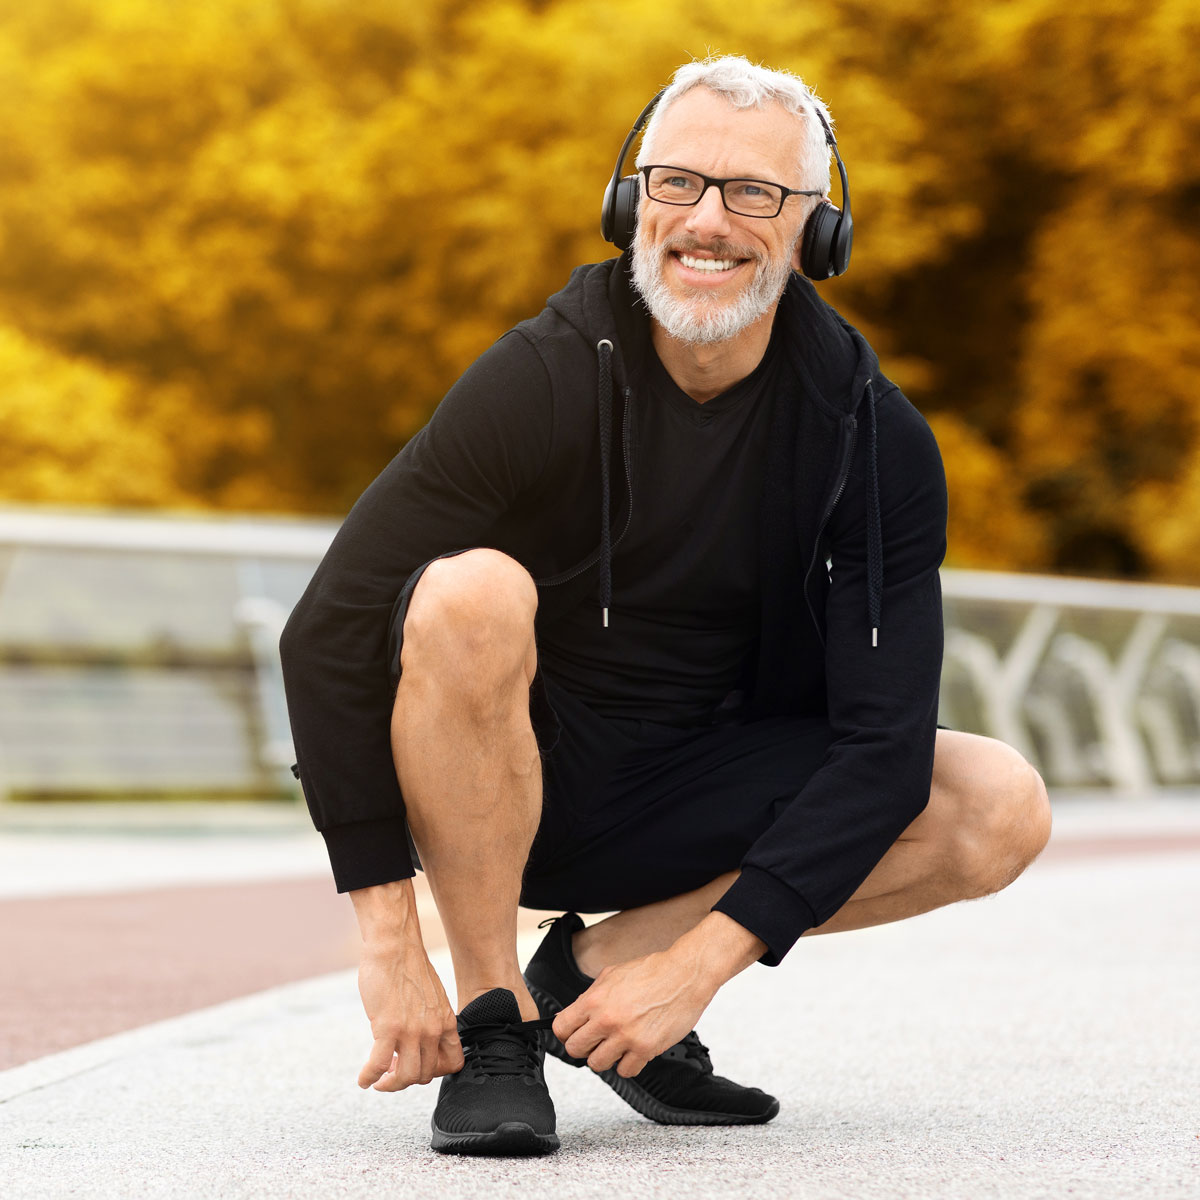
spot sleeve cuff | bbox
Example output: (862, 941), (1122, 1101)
(322, 817), (416, 893)
(712, 865), (818, 967)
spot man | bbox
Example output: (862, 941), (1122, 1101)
(280, 55), (1051, 1156)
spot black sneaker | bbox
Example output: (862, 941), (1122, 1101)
(430, 988), (559, 1155)
(524, 913), (780, 1126)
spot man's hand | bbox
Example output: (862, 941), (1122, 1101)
(356, 937), (462, 1090)
(350, 879), (464, 1091)
(551, 912), (766, 1079)
(552, 948), (716, 1079)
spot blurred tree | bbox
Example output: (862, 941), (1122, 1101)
(0, 0), (463, 510)
(0, 0), (1196, 580)
(0, 323), (186, 505)
(994, 0), (1200, 581)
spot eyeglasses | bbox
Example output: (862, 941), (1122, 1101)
(640, 165), (822, 219)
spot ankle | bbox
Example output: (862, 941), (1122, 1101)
(570, 911), (689, 977)
(458, 980), (541, 1022)
(569, 925), (605, 979)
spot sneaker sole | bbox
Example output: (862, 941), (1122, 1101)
(430, 1119), (559, 1156)
(525, 980), (780, 1127)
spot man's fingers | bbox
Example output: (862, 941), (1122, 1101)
(586, 1042), (620, 1073)
(354, 934), (458, 1090)
(583, 1036), (633, 1075)
(553, 1000), (587, 1046)
(436, 1029), (464, 1077)
(363, 1026), (460, 1091)
(562, 1020), (607, 1063)
(416, 1041), (437, 1087)
(586, 1038), (649, 1076)
(358, 1040), (397, 1089)
(376, 1038), (422, 1092)
(615, 1051), (648, 1078)
(414, 1024), (458, 1084)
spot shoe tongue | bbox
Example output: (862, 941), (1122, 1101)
(459, 987), (522, 1027)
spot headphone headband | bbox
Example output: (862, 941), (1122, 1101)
(599, 90), (665, 247)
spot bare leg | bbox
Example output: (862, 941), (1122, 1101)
(392, 549), (542, 1020)
(572, 730), (1052, 975)
(807, 731), (1051, 935)
(571, 873), (739, 978)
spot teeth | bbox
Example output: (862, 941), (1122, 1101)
(679, 253), (738, 272)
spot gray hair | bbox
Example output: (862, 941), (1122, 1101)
(635, 55), (833, 196)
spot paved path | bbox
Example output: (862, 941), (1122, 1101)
(1, 798), (1198, 1198)
(0, 806), (551, 1069)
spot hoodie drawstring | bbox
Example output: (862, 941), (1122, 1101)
(864, 381), (883, 647)
(593, 338), (882, 648)
(596, 339), (614, 628)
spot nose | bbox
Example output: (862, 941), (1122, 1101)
(684, 183), (733, 241)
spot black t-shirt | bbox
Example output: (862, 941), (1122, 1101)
(537, 332), (785, 726)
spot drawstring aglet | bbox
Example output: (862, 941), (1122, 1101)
(872, 627), (878, 648)
(603, 607), (609, 628)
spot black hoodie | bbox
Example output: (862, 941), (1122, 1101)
(279, 254), (947, 965)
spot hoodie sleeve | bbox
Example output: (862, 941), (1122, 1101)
(713, 382), (947, 963)
(279, 332), (553, 892)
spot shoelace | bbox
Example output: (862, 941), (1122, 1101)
(678, 1031), (714, 1073)
(536, 915), (713, 1074)
(459, 1018), (556, 1078)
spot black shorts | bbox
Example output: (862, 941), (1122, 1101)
(389, 551), (834, 914)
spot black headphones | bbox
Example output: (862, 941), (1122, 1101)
(600, 88), (853, 280)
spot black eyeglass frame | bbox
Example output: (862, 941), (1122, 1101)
(639, 164), (823, 219)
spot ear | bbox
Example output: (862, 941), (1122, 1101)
(790, 219), (808, 273)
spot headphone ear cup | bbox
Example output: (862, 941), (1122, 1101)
(829, 208), (853, 277)
(601, 174), (640, 252)
(600, 178), (618, 245)
(800, 201), (840, 280)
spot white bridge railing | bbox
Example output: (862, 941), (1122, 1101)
(1, 508), (1198, 799)
(942, 572), (1200, 791)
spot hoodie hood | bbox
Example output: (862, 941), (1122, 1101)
(546, 252), (651, 391)
(542, 253), (884, 646)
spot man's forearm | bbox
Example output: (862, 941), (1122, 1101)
(673, 910), (767, 991)
(350, 877), (424, 947)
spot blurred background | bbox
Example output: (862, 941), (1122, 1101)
(2, 0), (1199, 575)
(1, 0), (1199, 1069)
(3, 0), (1200, 799)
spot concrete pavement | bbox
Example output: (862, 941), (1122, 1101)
(1, 798), (1198, 1199)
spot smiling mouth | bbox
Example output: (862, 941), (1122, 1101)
(676, 252), (743, 273)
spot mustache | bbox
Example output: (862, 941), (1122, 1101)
(659, 235), (761, 263)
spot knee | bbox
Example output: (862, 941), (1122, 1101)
(401, 549), (537, 688)
(946, 742), (1052, 899)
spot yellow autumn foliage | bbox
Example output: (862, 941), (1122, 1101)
(0, 0), (1196, 579)
(926, 412), (1049, 571)
(0, 324), (183, 505)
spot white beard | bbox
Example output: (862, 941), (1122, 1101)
(631, 224), (794, 346)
